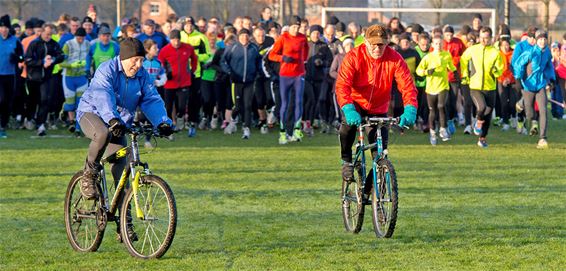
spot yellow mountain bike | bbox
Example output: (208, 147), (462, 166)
(64, 124), (177, 259)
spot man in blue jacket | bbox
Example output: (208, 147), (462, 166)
(77, 38), (173, 200)
(0, 14), (24, 138)
(512, 30), (555, 149)
(221, 28), (261, 139)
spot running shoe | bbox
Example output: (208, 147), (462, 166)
(447, 119), (456, 135)
(278, 132), (288, 145)
(187, 126), (197, 137)
(210, 115), (219, 130)
(463, 125), (472, 135)
(260, 124), (269, 134)
(477, 137), (488, 148)
(0, 129), (7, 139)
(439, 127), (450, 141)
(198, 117), (208, 130)
(224, 121), (237, 134)
(289, 129), (303, 142)
(37, 124), (47, 137)
(342, 162), (354, 182)
(429, 131), (437, 146)
(536, 138), (548, 149)
(529, 120), (539, 136)
(242, 127), (250, 139)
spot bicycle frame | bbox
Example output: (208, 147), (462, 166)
(352, 118), (395, 203)
(99, 131), (152, 221)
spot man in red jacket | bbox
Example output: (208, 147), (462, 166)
(158, 29), (198, 137)
(335, 24), (418, 182)
(268, 15), (309, 144)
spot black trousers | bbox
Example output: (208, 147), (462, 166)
(188, 78), (202, 123)
(164, 87), (189, 121)
(416, 86), (429, 127)
(304, 79), (322, 123)
(461, 84), (474, 126)
(339, 107), (388, 163)
(427, 91), (448, 130)
(446, 81), (460, 120)
(201, 80), (216, 120)
(470, 89), (497, 137)
(497, 82), (517, 124)
(214, 77), (230, 121)
(28, 77), (58, 127)
(0, 75), (15, 128)
(232, 82), (254, 128)
(254, 77), (273, 111)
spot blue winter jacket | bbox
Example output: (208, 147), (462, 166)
(512, 45), (556, 92)
(220, 42), (261, 84)
(77, 56), (172, 127)
(0, 34), (23, 75)
(137, 32), (169, 49)
(510, 39), (534, 79)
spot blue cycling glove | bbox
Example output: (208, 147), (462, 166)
(399, 105), (417, 128)
(341, 104), (361, 126)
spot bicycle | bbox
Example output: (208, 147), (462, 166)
(341, 117), (400, 238)
(64, 123), (177, 259)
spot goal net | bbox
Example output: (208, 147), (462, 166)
(321, 7), (496, 33)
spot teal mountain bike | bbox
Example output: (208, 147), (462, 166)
(341, 117), (399, 238)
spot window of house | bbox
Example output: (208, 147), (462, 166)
(150, 2), (160, 15)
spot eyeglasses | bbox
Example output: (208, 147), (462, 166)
(367, 42), (386, 49)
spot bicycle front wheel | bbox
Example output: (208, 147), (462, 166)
(120, 175), (177, 259)
(64, 171), (105, 252)
(371, 159), (398, 238)
(341, 159), (365, 233)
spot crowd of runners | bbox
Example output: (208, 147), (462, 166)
(1, 5), (565, 148)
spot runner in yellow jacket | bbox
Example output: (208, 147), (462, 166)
(416, 34), (456, 145)
(460, 27), (504, 148)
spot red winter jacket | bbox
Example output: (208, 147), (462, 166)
(443, 37), (466, 82)
(158, 43), (198, 89)
(335, 44), (418, 115)
(268, 32), (309, 77)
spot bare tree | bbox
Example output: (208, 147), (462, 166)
(541, 0), (550, 32)
(298, 0), (305, 18)
(211, 0), (230, 23)
(429, 0), (443, 26)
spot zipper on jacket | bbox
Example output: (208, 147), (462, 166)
(42, 42), (47, 79)
(177, 47), (181, 85)
(243, 44), (248, 82)
(481, 46), (485, 91)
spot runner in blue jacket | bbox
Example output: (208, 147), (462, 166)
(512, 30), (555, 149)
(76, 38), (173, 200)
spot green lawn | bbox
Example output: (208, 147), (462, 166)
(1, 122), (565, 270)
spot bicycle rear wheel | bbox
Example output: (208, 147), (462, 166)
(371, 159), (398, 238)
(341, 158), (365, 233)
(64, 171), (105, 252)
(121, 175), (177, 259)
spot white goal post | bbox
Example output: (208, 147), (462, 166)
(321, 7), (497, 33)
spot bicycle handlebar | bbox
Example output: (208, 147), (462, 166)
(360, 117), (405, 133)
(128, 122), (174, 138)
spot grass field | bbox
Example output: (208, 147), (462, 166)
(1, 122), (565, 270)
